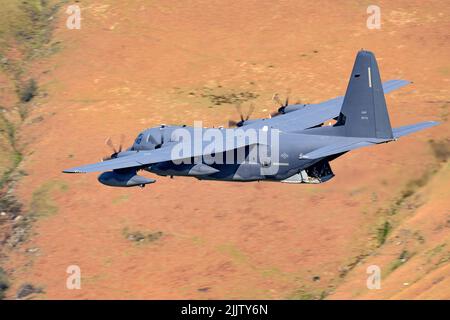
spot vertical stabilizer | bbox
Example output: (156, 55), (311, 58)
(335, 50), (393, 139)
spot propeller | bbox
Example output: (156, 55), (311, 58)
(270, 89), (291, 117)
(228, 103), (255, 127)
(103, 134), (125, 161)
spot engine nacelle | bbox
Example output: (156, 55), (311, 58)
(98, 171), (156, 187)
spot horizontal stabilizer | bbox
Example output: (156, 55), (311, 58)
(382, 79), (411, 94)
(393, 121), (439, 138)
(300, 140), (379, 160)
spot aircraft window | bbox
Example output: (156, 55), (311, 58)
(135, 134), (143, 144)
(147, 134), (158, 144)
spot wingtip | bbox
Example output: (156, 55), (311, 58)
(397, 79), (412, 85)
(422, 120), (440, 127)
(429, 120), (440, 127)
(62, 169), (86, 174)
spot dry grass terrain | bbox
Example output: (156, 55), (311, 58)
(0, 0), (448, 299)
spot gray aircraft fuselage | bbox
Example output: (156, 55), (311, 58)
(127, 124), (342, 182)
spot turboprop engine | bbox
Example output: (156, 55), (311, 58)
(98, 171), (156, 187)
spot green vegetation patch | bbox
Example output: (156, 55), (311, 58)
(287, 287), (329, 300)
(385, 250), (414, 277)
(0, 267), (9, 300)
(17, 78), (38, 104)
(429, 139), (450, 163)
(0, 108), (23, 188)
(0, 191), (22, 218)
(388, 165), (437, 217)
(426, 243), (450, 267)
(377, 220), (392, 246)
(0, 1), (65, 186)
(217, 243), (248, 264)
(30, 180), (68, 218)
(123, 227), (164, 244)
(112, 194), (129, 205)
(0, 0), (64, 60)
(0, 1), (65, 300)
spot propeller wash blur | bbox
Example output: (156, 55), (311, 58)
(63, 51), (438, 188)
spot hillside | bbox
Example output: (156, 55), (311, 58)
(0, 0), (448, 299)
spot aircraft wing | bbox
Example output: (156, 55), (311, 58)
(249, 80), (410, 132)
(63, 151), (167, 173)
(63, 138), (258, 174)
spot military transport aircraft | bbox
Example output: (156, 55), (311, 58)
(63, 50), (438, 187)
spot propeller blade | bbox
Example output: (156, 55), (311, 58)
(105, 137), (117, 153)
(228, 120), (239, 127)
(271, 89), (292, 116)
(272, 93), (283, 107)
(118, 134), (125, 152)
(285, 88), (292, 107)
(229, 102), (256, 127)
(233, 103), (244, 122)
(103, 135), (126, 161)
(245, 103), (255, 121)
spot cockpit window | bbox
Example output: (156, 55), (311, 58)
(135, 134), (143, 144)
(147, 134), (157, 144)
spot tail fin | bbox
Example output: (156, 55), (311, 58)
(335, 50), (393, 139)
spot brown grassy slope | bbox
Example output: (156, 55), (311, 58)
(2, 0), (449, 299)
(331, 162), (450, 299)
